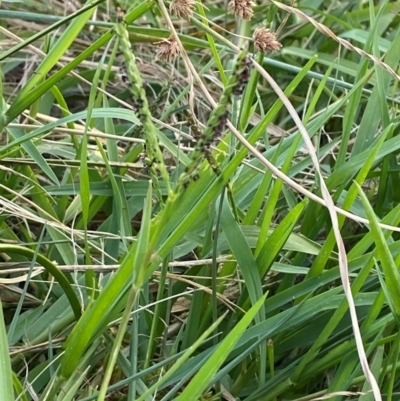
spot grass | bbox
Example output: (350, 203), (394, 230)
(0, 0), (400, 400)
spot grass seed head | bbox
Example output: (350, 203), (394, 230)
(170, 0), (195, 19)
(115, 10), (172, 195)
(253, 28), (282, 52)
(228, 0), (255, 20)
(154, 35), (180, 62)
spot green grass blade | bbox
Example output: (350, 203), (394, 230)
(0, 0), (104, 62)
(306, 124), (392, 280)
(5, 124), (59, 184)
(196, 0), (227, 85)
(175, 293), (267, 401)
(137, 312), (228, 401)
(0, 299), (14, 401)
(257, 200), (306, 278)
(0, 244), (81, 319)
(220, 192), (264, 316)
(15, 0), (99, 100)
(356, 182), (400, 317)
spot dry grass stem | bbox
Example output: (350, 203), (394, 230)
(271, 0), (400, 81)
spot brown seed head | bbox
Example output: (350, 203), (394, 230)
(154, 35), (180, 62)
(228, 0), (255, 20)
(253, 28), (282, 52)
(170, 0), (195, 19)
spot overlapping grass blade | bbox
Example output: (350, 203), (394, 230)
(356, 183), (400, 317)
(0, 300), (13, 401)
(176, 293), (267, 401)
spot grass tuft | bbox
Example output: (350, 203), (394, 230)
(0, 1), (399, 400)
